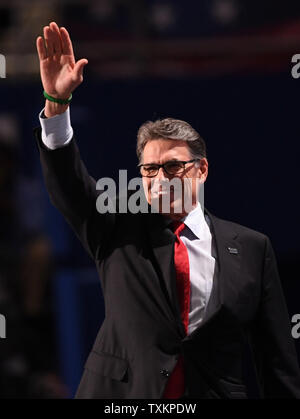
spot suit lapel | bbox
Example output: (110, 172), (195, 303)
(206, 209), (242, 312)
(145, 212), (186, 337)
(184, 208), (242, 339)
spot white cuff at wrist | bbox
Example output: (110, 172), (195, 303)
(39, 106), (73, 150)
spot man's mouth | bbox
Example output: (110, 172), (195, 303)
(152, 190), (169, 196)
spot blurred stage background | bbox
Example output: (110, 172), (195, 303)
(0, 0), (299, 398)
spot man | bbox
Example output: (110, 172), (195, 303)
(34, 22), (300, 398)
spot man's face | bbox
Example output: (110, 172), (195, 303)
(141, 138), (208, 219)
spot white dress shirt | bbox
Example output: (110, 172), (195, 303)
(180, 204), (216, 334)
(39, 108), (216, 335)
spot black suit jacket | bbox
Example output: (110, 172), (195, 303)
(34, 127), (300, 398)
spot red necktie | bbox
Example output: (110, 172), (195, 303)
(163, 221), (190, 399)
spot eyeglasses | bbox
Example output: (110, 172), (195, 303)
(138, 159), (200, 178)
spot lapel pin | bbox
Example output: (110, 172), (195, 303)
(228, 247), (238, 254)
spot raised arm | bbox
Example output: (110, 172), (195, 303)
(35, 22), (114, 260)
(36, 21), (88, 117)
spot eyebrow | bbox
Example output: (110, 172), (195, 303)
(143, 158), (181, 165)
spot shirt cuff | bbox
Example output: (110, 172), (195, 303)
(39, 107), (73, 150)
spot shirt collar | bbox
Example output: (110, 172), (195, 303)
(181, 202), (208, 240)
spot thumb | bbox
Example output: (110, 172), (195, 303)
(73, 59), (88, 83)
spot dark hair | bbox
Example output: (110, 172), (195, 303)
(136, 118), (207, 163)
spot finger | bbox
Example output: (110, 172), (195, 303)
(43, 26), (54, 57)
(46, 25), (59, 56)
(49, 21), (62, 55)
(36, 36), (47, 60)
(72, 59), (88, 82)
(60, 27), (74, 56)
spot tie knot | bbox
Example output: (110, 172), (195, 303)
(171, 221), (185, 235)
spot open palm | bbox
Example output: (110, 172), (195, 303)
(36, 22), (88, 99)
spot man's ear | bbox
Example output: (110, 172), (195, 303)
(197, 158), (208, 181)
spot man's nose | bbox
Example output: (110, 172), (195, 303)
(156, 167), (168, 180)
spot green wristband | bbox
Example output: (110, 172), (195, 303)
(43, 90), (72, 104)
